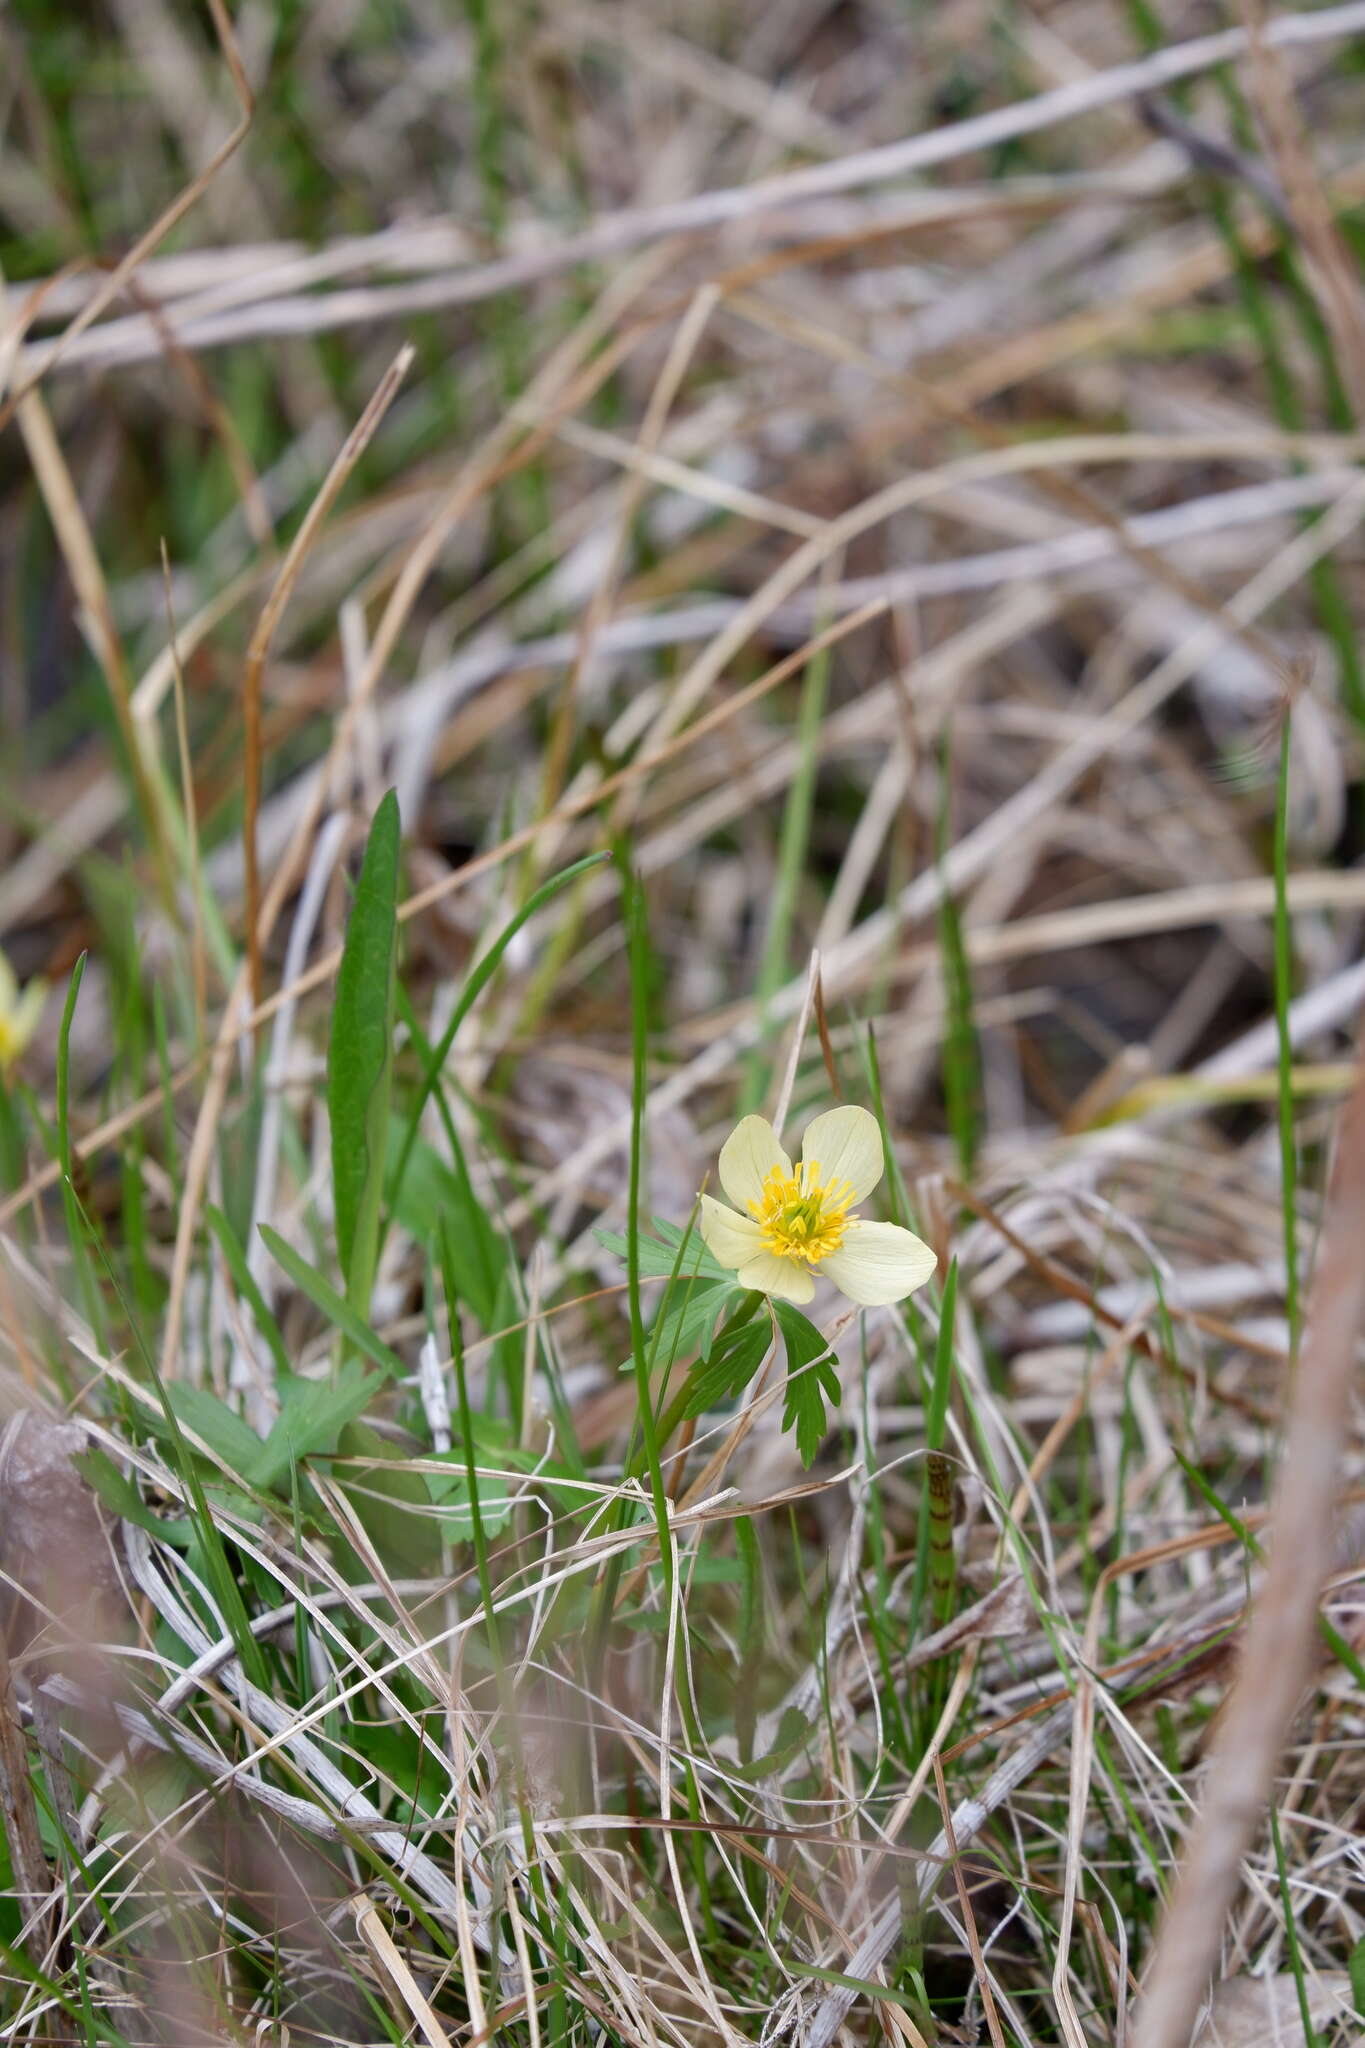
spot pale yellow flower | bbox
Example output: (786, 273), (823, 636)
(0, 951), (46, 1074)
(699, 1105), (937, 1308)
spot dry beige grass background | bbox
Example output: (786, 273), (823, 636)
(1, 1), (1365, 2044)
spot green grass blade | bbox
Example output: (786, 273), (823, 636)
(328, 788), (401, 1321)
(587, 860), (674, 1677)
(67, 1179), (270, 1693)
(258, 1223), (405, 1378)
(204, 1202), (291, 1383)
(387, 849), (609, 1230)
(1270, 1802), (1323, 2048)
(1172, 1445), (1365, 1686)
(439, 1218), (502, 1662)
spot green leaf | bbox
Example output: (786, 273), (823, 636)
(160, 1382), (263, 1478)
(774, 1301), (841, 1467)
(249, 1361), (381, 1494)
(386, 1121), (506, 1327)
(440, 1122), (507, 1327)
(424, 1450), (513, 1538)
(351, 1721), (441, 1821)
(328, 788), (401, 1320)
(734, 1705), (814, 1781)
(682, 1317), (772, 1418)
(595, 1218), (730, 1284)
(646, 1275), (736, 1374)
(258, 1223), (405, 1378)
(336, 1419), (440, 1568)
(598, 1216), (739, 1376)
(65, 1169), (269, 1693)
(1349, 1934), (1365, 2020)
(74, 1446), (193, 1544)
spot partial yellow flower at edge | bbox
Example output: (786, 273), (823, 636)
(698, 1104), (937, 1308)
(0, 950), (47, 1074)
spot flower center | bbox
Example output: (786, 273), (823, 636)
(749, 1159), (855, 1265)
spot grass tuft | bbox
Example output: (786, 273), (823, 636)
(1, 5), (1364, 2043)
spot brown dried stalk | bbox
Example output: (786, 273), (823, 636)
(1134, 1046), (1365, 2047)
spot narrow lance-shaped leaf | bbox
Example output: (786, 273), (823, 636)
(328, 788), (401, 1319)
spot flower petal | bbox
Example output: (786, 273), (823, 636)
(798, 1104), (885, 1202)
(736, 1250), (815, 1305)
(718, 1115), (792, 1210)
(821, 1221), (938, 1306)
(698, 1194), (765, 1273)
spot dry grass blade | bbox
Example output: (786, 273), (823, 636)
(240, 342), (413, 1011)
(1237, 0), (1365, 417)
(8, 7), (1365, 374)
(353, 1894), (454, 2048)
(932, 1750), (1008, 2048)
(6, 349), (168, 893)
(1135, 1046), (1365, 2047)
(0, 0), (252, 428)
(162, 544), (208, 1045)
(0, 1633), (50, 1963)
(6, 3), (1365, 2040)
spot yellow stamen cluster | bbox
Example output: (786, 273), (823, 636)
(748, 1159), (855, 1266)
